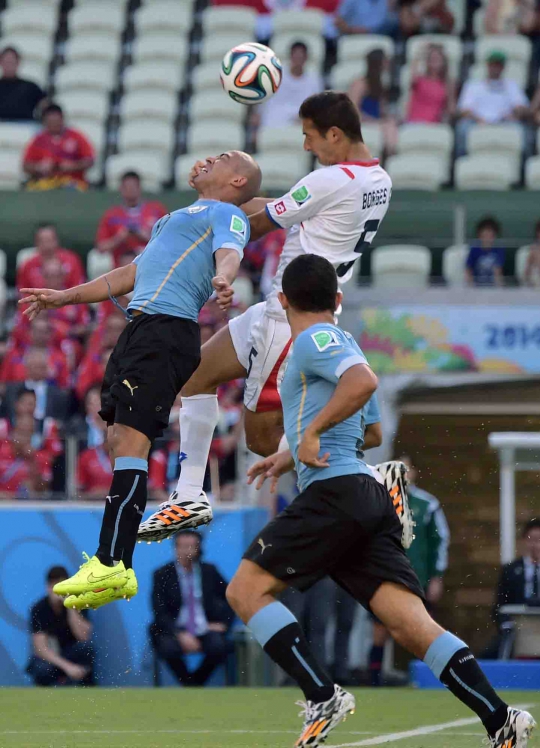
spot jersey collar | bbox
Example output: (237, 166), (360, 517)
(339, 160), (380, 167)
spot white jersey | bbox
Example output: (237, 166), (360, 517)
(265, 159), (392, 318)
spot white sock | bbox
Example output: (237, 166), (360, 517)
(175, 394), (219, 502)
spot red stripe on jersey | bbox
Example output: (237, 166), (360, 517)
(340, 167), (355, 179)
(340, 160), (380, 167)
(256, 338), (293, 413)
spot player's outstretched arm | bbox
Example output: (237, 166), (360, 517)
(248, 206), (280, 241)
(19, 264), (136, 320)
(240, 197), (273, 216)
(247, 450), (295, 492)
(212, 248), (241, 312)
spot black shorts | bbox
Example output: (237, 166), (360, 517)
(243, 473), (425, 612)
(99, 312), (200, 442)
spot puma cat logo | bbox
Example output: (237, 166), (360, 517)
(123, 379), (138, 396)
(258, 538), (272, 555)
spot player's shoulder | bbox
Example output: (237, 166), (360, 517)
(210, 201), (249, 241)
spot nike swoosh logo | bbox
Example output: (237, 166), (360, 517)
(87, 570), (123, 583)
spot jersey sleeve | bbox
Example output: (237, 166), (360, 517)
(364, 393), (381, 425)
(266, 168), (349, 229)
(294, 328), (369, 384)
(75, 130), (95, 160)
(211, 203), (250, 256)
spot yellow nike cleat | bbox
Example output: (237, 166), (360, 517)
(64, 569), (138, 610)
(53, 552), (128, 597)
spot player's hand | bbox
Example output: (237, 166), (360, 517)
(298, 430), (330, 469)
(188, 156), (216, 188)
(63, 663), (89, 682)
(177, 631), (202, 653)
(212, 275), (234, 312)
(247, 450), (295, 492)
(19, 288), (68, 320)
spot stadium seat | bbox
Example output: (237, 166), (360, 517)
(123, 62), (184, 94)
(447, 0), (466, 33)
(339, 35), (394, 64)
(121, 90), (177, 124)
(467, 124), (522, 158)
(467, 61), (527, 89)
(525, 156), (540, 189)
(18, 60), (48, 88)
(455, 153), (519, 190)
(515, 245), (531, 284)
(118, 120), (174, 155)
(0, 122), (36, 152)
(188, 121), (245, 153)
(361, 123), (383, 158)
(55, 61), (116, 94)
(385, 154), (447, 190)
(0, 278), (7, 321)
(2, 4), (57, 35)
(200, 32), (262, 64)
(397, 124), (453, 158)
(16, 247), (38, 267)
(476, 35), (531, 66)
(87, 248), (113, 280)
(406, 35), (462, 78)
(332, 60), (366, 92)
(372, 245), (431, 288)
(202, 5), (257, 36)
(191, 63), (224, 95)
(106, 152), (168, 192)
(0, 152), (23, 189)
(0, 34), (52, 65)
(132, 34), (189, 65)
(255, 153), (311, 190)
(258, 126), (304, 155)
(271, 33), (325, 67)
(69, 119), (106, 155)
(65, 35), (121, 64)
(273, 9), (325, 35)
(68, 3), (125, 37)
(7, 0), (59, 6)
(134, 2), (192, 35)
(190, 92), (245, 124)
(57, 91), (109, 123)
(442, 244), (468, 286)
(0, 249), (7, 279)
(174, 152), (211, 189)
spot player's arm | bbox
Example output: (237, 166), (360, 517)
(363, 421), (383, 449)
(247, 449), (295, 492)
(66, 608), (92, 642)
(248, 206), (281, 240)
(19, 264), (136, 321)
(212, 248), (241, 312)
(32, 632), (85, 677)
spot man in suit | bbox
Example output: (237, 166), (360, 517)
(150, 530), (234, 686)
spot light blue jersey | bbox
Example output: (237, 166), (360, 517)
(281, 323), (375, 492)
(129, 199), (249, 321)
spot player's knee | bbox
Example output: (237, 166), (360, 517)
(225, 578), (243, 616)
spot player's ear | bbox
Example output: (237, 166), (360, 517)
(335, 291), (343, 311)
(231, 175), (248, 188)
(278, 291), (289, 310)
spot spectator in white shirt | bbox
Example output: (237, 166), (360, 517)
(256, 41), (323, 130)
(455, 50), (529, 156)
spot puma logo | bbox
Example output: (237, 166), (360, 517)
(123, 379), (138, 396)
(133, 504), (144, 516)
(258, 538), (272, 555)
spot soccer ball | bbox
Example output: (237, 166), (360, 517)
(220, 42), (282, 105)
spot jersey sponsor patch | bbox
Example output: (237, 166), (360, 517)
(275, 200), (287, 215)
(230, 215), (247, 238)
(311, 329), (341, 352)
(291, 185), (311, 206)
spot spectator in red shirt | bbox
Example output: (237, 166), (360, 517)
(0, 386), (62, 456)
(96, 171), (167, 267)
(22, 103), (94, 191)
(0, 415), (52, 499)
(1, 319), (70, 388)
(17, 223), (85, 291)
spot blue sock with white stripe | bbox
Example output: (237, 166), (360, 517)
(97, 457), (148, 569)
(248, 601), (334, 703)
(425, 632), (507, 736)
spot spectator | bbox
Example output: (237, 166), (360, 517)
(524, 220), (540, 286)
(0, 46), (46, 122)
(406, 44), (456, 124)
(335, 0), (399, 36)
(465, 216), (505, 287)
(1, 319), (70, 389)
(398, 0), (454, 35)
(26, 566), (93, 686)
(96, 171), (167, 267)
(22, 103), (94, 191)
(369, 455), (450, 685)
(150, 531), (234, 686)
(70, 385), (106, 449)
(0, 414), (53, 498)
(348, 49), (398, 155)
(455, 51), (529, 157)
(17, 223), (85, 291)
(2, 348), (70, 422)
(258, 42), (323, 129)
(484, 0), (538, 34)
(0, 385), (62, 457)
(530, 80), (540, 127)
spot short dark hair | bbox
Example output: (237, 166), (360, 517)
(476, 216), (500, 236)
(35, 221), (56, 233)
(1, 46), (20, 60)
(282, 254), (338, 313)
(175, 530), (203, 550)
(523, 518), (540, 537)
(46, 566), (68, 583)
(290, 41), (308, 55)
(299, 91), (363, 142)
(15, 386), (36, 403)
(121, 171), (141, 183)
(42, 103), (63, 119)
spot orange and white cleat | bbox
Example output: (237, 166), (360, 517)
(374, 460), (415, 549)
(294, 685), (355, 747)
(137, 491), (213, 543)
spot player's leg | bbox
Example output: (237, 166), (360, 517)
(244, 408), (284, 457)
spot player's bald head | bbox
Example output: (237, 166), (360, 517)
(229, 150), (262, 203)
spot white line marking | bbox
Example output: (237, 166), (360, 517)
(332, 703), (536, 748)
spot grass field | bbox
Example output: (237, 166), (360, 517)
(0, 688), (536, 748)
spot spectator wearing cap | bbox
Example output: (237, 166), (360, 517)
(96, 171), (167, 267)
(17, 223), (85, 291)
(0, 46), (46, 122)
(455, 50), (529, 157)
(22, 103), (94, 191)
(335, 0), (399, 36)
(27, 566), (94, 685)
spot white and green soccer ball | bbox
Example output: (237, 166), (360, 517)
(220, 42), (283, 105)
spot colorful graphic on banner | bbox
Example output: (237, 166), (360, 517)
(359, 306), (540, 374)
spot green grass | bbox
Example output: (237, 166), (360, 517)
(0, 688), (536, 748)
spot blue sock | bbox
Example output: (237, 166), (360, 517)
(248, 602), (334, 703)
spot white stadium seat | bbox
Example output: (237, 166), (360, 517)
(385, 154), (447, 190)
(271, 33), (325, 67)
(65, 35), (121, 64)
(188, 121), (244, 153)
(132, 34), (189, 65)
(525, 156), (540, 189)
(121, 90), (177, 124)
(398, 124), (453, 158)
(256, 153), (311, 190)
(203, 6), (257, 36)
(467, 124), (522, 157)
(118, 120), (174, 155)
(467, 61), (527, 89)
(361, 123), (383, 158)
(455, 153), (519, 190)
(69, 119), (106, 155)
(406, 35), (462, 78)
(87, 248), (113, 280)
(55, 61), (116, 94)
(372, 245), (431, 288)
(332, 60), (366, 92)
(0, 122), (36, 152)
(273, 9), (325, 35)
(190, 92), (245, 125)
(339, 35), (394, 64)
(2, 4), (57, 35)
(515, 245), (532, 284)
(57, 91), (109, 123)
(7, 0), (59, 6)
(200, 32), (259, 64)
(442, 244), (468, 286)
(68, 3), (124, 36)
(476, 34), (532, 66)
(18, 60), (48, 88)
(135, 2), (192, 35)
(0, 249), (6, 279)
(123, 62), (183, 94)
(16, 247), (38, 268)
(191, 63), (225, 95)
(258, 126), (304, 155)
(0, 34), (52, 64)
(106, 152), (168, 192)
